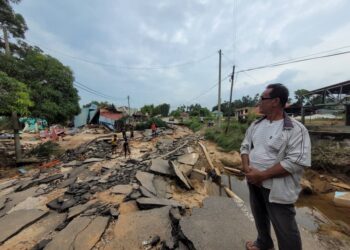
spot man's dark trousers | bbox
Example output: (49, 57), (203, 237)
(248, 183), (302, 250)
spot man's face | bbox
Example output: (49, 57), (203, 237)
(258, 88), (278, 115)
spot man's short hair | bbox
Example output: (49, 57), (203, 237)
(266, 83), (289, 107)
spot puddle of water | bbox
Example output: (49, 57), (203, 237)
(219, 173), (350, 233)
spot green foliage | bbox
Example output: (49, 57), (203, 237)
(140, 103), (170, 117)
(28, 141), (62, 159)
(83, 101), (111, 108)
(205, 121), (248, 152)
(0, 71), (33, 115)
(294, 89), (309, 104)
(0, 49), (80, 123)
(186, 103), (211, 117)
(135, 117), (168, 130)
(183, 117), (203, 132)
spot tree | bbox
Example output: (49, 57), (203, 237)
(157, 103), (170, 117)
(0, 49), (81, 123)
(0, 0), (27, 55)
(140, 104), (154, 116)
(294, 89), (309, 105)
(0, 71), (33, 115)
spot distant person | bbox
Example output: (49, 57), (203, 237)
(151, 122), (157, 137)
(123, 137), (131, 158)
(130, 124), (134, 138)
(121, 126), (127, 139)
(111, 134), (118, 154)
(241, 83), (311, 250)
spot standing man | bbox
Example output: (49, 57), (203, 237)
(240, 83), (311, 250)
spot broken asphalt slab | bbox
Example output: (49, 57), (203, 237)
(179, 196), (256, 250)
(177, 153), (199, 166)
(45, 215), (109, 250)
(0, 209), (48, 243)
(136, 197), (183, 209)
(1, 211), (66, 250)
(150, 158), (175, 176)
(135, 171), (157, 195)
(103, 206), (175, 250)
(110, 184), (133, 195)
(169, 161), (192, 189)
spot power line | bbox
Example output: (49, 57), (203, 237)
(237, 50), (350, 74)
(27, 40), (216, 70)
(185, 74), (231, 104)
(73, 81), (125, 103)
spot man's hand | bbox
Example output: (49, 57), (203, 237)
(245, 167), (267, 186)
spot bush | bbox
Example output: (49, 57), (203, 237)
(28, 141), (63, 158)
(183, 117), (203, 132)
(204, 121), (248, 151)
(135, 117), (168, 130)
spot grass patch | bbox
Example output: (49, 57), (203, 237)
(204, 121), (248, 152)
(183, 117), (203, 132)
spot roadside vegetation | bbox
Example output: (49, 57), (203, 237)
(135, 117), (168, 130)
(205, 121), (249, 152)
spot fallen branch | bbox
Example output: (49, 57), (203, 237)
(223, 167), (244, 176)
(160, 140), (188, 159)
(198, 141), (221, 177)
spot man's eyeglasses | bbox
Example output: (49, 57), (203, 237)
(260, 96), (276, 101)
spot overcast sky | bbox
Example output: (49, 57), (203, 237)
(14, 0), (350, 110)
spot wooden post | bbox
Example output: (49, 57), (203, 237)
(12, 111), (22, 163)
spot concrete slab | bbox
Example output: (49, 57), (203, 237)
(0, 197), (8, 210)
(0, 211), (66, 250)
(104, 206), (175, 250)
(64, 160), (83, 166)
(190, 169), (208, 181)
(179, 197), (256, 250)
(0, 179), (18, 190)
(150, 158), (175, 176)
(8, 196), (48, 213)
(177, 153), (199, 166)
(135, 171), (157, 195)
(110, 184), (133, 195)
(68, 200), (96, 220)
(178, 163), (193, 176)
(153, 176), (171, 198)
(73, 216), (109, 250)
(45, 216), (92, 250)
(139, 186), (156, 198)
(83, 158), (104, 164)
(0, 187), (38, 217)
(0, 209), (48, 243)
(170, 161), (192, 189)
(136, 197), (183, 209)
(57, 177), (77, 188)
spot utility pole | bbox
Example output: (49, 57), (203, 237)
(127, 95), (130, 124)
(225, 65), (235, 134)
(217, 49), (222, 127)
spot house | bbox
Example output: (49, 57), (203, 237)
(235, 107), (260, 120)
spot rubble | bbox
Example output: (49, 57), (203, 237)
(0, 124), (343, 249)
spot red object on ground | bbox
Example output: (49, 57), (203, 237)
(41, 159), (61, 168)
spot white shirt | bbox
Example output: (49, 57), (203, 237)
(240, 114), (311, 204)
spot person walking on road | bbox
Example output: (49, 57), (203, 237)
(240, 83), (311, 250)
(151, 122), (157, 137)
(123, 137), (131, 158)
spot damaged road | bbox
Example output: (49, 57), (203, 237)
(0, 125), (345, 249)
